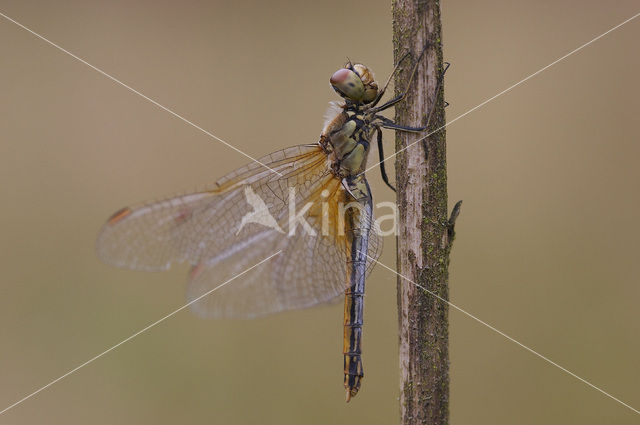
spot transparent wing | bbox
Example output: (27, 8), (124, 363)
(98, 145), (324, 271)
(97, 144), (382, 318)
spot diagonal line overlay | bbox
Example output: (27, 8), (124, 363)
(0, 11), (283, 177)
(366, 253), (639, 415)
(364, 11), (640, 174)
(1, 5), (638, 418)
(0, 251), (281, 416)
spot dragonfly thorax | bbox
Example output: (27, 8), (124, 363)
(320, 105), (375, 178)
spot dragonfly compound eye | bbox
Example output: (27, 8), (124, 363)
(330, 68), (365, 102)
(352, 63), (378, 104)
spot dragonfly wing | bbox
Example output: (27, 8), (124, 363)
(185, 178), (384, 319)
(186, 206), (347, 318)
(97, 145), (324, 271)
(98, 144), (383, 318)
(365, 216), (383, 275)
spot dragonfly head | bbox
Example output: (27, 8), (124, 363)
(330, 62), (378, 105)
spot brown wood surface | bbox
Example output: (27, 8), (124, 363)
(393, 0), (455, 423)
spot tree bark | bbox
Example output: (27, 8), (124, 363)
(393, 1), (452, 424)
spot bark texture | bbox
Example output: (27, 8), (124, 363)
(393, 1), (451, 424)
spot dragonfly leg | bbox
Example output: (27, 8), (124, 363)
(375, 118), (434, 193)
(368, 44), (430, 114)
(367, 51), (412, 108)
(377, 62), (451, 160)
(421, 61), (450, 157)
(376, 126), (396, 192)
(376, 115), (426, 132)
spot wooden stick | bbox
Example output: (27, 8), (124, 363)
(393, 1), (456, 423)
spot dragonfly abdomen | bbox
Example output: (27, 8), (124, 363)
(343, 279), (365, 402)
(342, 175), (372, 402)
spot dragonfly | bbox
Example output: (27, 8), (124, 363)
(97, 48), (446, 402)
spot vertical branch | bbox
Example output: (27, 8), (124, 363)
(393, 1), (452, 424)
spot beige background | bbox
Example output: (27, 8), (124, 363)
(1, 1), (639, 424)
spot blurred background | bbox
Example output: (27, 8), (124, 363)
(0, 0), (638, 424)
